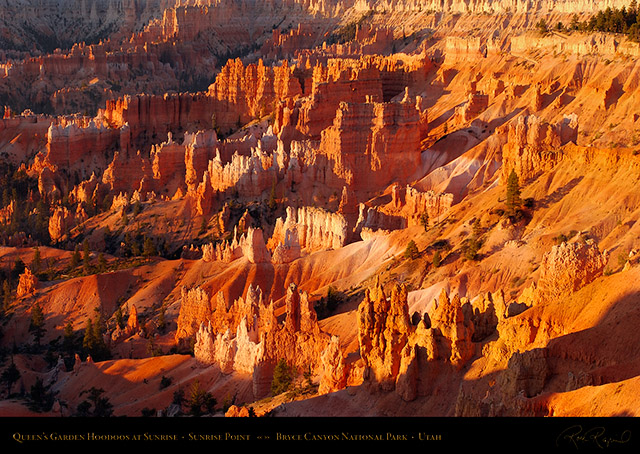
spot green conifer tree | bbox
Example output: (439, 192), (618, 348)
(432, 250), (442, 268)
(505, 169), (522, 217)
(271, 359), (293, 396)
(420, 212), (429, 232)
(32, 246), (41, 274)
(404, 240), (419, 259)
(1, 358), (20, 395)
(2, 280), (11, 314)
(82, 239), (91, 274)
(29, 302), (46, 345)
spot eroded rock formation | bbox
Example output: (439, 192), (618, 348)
(501, 114), (579, 184)
(17, 268), (38, 297)
(357, 280), (481, 401)
(270, 206), (349, 254)
(201, 227), (271, 264)
(189, 283), (332, 398)
(522, 240), (609, 306)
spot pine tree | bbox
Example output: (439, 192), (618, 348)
(29, 301), (46, 345)
(82, 239), (91, 274)
(97, 253), (107, 273)
(536, 18), (549, 34)
(157, 303), (167, 333)
(465, 236), (481, 261)
(472, 218), (483, 238)
(2, 279), (11, 314)
(32, 246), (41, 274)
(505, 168), (522, 217)
(188, 379), (216, 416)
(172, 388), (185, 408)
(114, 306), (125, 329)
(29, 377), (54, 412)
(404, 240), (419, 259)
(570, 13), (580, 30)
(70, 245), (81, 270)
(326, 286), (342, 313)
(432, 250), (442, 268)
(198, 217), (208, 236)
(34, 199), (51, 245)
(1, 358), (20, 396)
(76, 387), (113, 417)
(83, 318), (94, 352)
(63, 321), (75, 353)
(91, 312), (109, 360)
(143, 236), (157, 260)
(419, 212), (429, 232)
(271, 359), (293, 396)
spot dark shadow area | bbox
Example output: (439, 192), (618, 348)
(485, 106), (525, 132)
(535, 176), (584, 209)
(456, 287), (640, 417)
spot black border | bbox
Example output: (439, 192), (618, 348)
(1, 416), (638, 449)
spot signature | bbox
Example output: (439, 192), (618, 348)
(557, 425), (632, 450)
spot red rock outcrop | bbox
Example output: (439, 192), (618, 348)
(270, 228), (302, 264)
(0, 113), (52, 165)
(201, 227), (271, 264)
(501, 114), (579, 184)
(184, 130), (218, 191)
(354, 203), (406, 239)
(17, 268), (38, 297)
(318, 335), (347, 395)
(455, 91), (489, 125)
(150, 133), (188, 193)
(318, 98), (424, 193)
(111, 304), (141, 343)
(294, 64), (383, 139)
(390, 184), (454, 228)
(48, 206), (75, 243)
(291, 54), (431, 140)
(522, 240), (608, 306)
(101, 151), (150, 196)
(358, 280), (411, 391)
(269, 206), (348, 254)
(0, 200), (14, 226)
(207, 58), (302, 131)
(358, 279), (480, 401)
(430, 289), (475, 367)
(44, 117), (119, 171)
(68, 173), (105, 206)
(175, 286), (212, 347)
(444, 36), (486, 65)
(127, 304), (140, 334)
(499, 348), (551, 398)
(100, 92), (215, 148)
(207, 148), (277, 199)
(190, 282), (331, 398)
